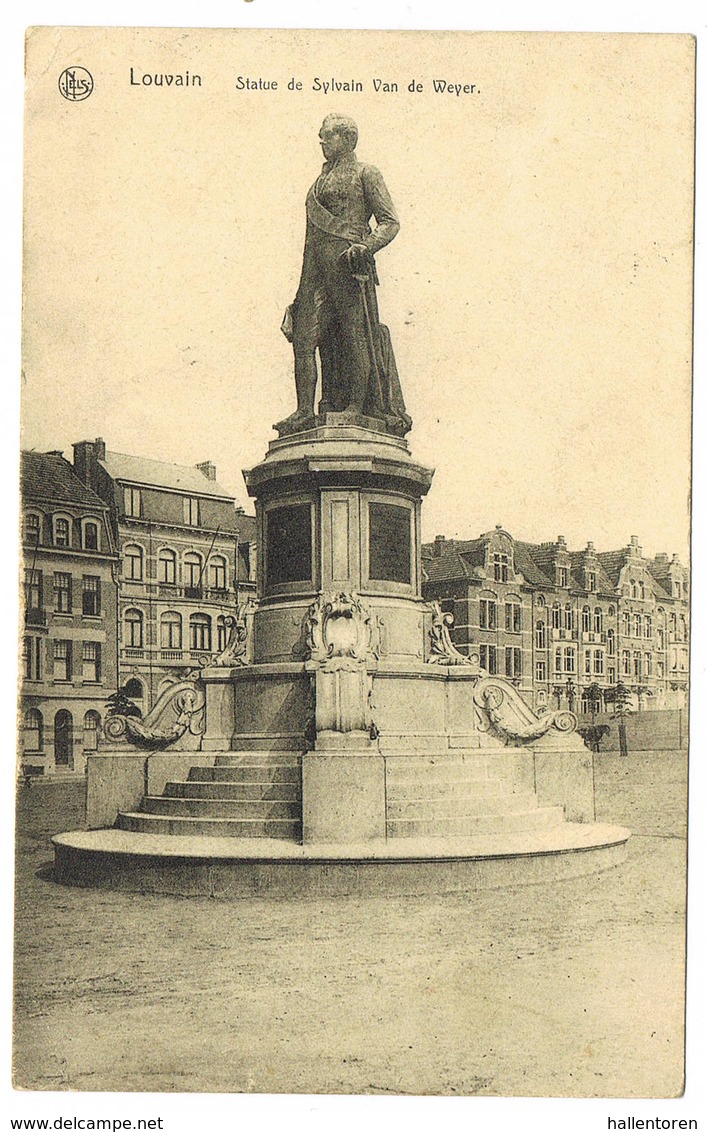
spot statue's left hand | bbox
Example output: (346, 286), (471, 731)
(344, 243), (371, 275)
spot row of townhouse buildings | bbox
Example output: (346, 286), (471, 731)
(422, 527), (690, 714)
(20, 438), (256, 776)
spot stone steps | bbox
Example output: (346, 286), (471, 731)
(384, 756), (508, 783)
(386, 777), (506, 801)
(187, 765), (302, 784)
(387, 806), (564, 839)
(140, 796), (301, 820)
(215, 753), (303, 767)
(117, 811), (302, 840)
(164, 780), (302, 802)
(386, 792), (539, 820)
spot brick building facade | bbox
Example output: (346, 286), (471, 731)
(423, 527), (689, 713)
(20, 451), (120, 775)
(72, 438), (257, 713)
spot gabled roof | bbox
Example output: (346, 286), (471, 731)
(423, 551), (477, 585)
(100, 451), (234, 500)
(513, 542), (555, 588)
(21, 451), (109, 510)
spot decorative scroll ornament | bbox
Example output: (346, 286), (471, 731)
(211, 598), (256, 667)
(103, 673), (205, 751)
(427, 601), (481, 670)
(305, 592), (377, 672)
(473, 676), (577, 744)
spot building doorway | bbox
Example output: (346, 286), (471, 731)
(54, 710), (73, 768)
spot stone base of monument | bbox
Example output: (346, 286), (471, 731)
(51, 421), (631, 897)
(52, 823), (630, 899)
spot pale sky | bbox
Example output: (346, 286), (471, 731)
(21, 27), (694, 560)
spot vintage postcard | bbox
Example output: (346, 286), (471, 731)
(15, 26), (694, 1102)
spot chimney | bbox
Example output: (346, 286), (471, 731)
(434, 534), (447, 557)
(654, 553), (669, 566)
(629, 535), (641, 556)
(196, 460), (216, 481)
(557, 535), (566, 548)
(586, 541), (595, 552)
(72, 438), (105, 490)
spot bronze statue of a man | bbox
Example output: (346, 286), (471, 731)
(278, 114), (411, 435)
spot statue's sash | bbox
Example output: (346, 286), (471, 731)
(306, 183), (368, 243)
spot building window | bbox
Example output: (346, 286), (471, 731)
(124, 678), (144, 700)
(157, 548), (177, 585)
(607, 628), (616, 656)
(644, 653), (652, 677)
(630, 579), (638, 599)
(536, 594), (545, 608)
(54, 516), (71, 547)
(53, 640), (72, 681)
(480, 645), (497, 674)
(581, 606), (591, 633)
(557, 566), (569, 588)
(639, 581), (645, 600)
(551, 603), (561, 630)
(657, 628), (665, 650)
(622, 611), (631, 636)
(587, 571), (596, 592)
(184, 497), (200, 526)
(82, 575), (101, 616)
(554, 648), (562, 674)
(680, 615), (688, 642)
(124, 545), (143, 581)
(622, 649), (631, 676)
(657, 660), (665, 679)
(83, 710), (101, 752)
(563, 604), (574, 632)
(479, 599), (497, 631)
(184, 553), (203, 594)
(505, 647), (522, 678)
(25, 568), (43, 611)
(209, 555), (227, 591)
(124, 487), (142, 518)
(536, 660), (547, 682)
(593, 650), (604, 676)
(633, 652), (642, 679)
(633, 613), (642, 638)
(594, 607), (603, 634)
(83, 522), (99, 550)
(535, 620), (546, 649)
(53, 572), (72, 613)
(24, 708), (44, 752)
(563, 646), (576, 673)
(190, 613), (212, 652)
(584, 649), (592, 675)
(25, 513), (41, 544)
(23, 637), (42, 681)
(608, 605), (615, 618)
(82, 641), (101, 682)
(217, 615), (229, 652)
(54, 710), (73, 767)
(608, 666), (616, 685)
(124, 608), (143, 649)
(493, 553), (509, 582)
(644, 614), (652, 639)
(161, 611), (182, 650)
(505, 600), (521, 633)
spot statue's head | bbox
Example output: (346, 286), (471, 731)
(319, 114), (358, 159)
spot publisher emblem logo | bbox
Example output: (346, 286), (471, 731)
(58, 67), (94, 101)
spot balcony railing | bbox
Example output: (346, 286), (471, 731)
(25, 607), (47, 627)
(161, 649), (185, 662)
(124, 647), (145, 659)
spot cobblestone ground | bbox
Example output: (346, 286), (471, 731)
(13, 750), (687, 1097)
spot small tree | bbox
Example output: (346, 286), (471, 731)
(586, 682), (604, 716)
(105, 687), (142, 719)
(612, 682), (633, 756)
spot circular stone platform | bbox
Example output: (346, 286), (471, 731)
(53, 824), (631, 899)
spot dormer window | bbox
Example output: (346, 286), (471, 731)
(83, 521), (99, 550)
(492, 553), (509, 582)
(184, 497), (200, 526)
(24, 513), (41, 545)
(124, 487), (142, 518)
(587, 571), (596, 592)
(54, 516), (70, 547)
(557, 566), (569, 588)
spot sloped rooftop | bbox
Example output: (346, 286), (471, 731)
(22, 451), (109, 510)
(100, 451), (234, 500)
